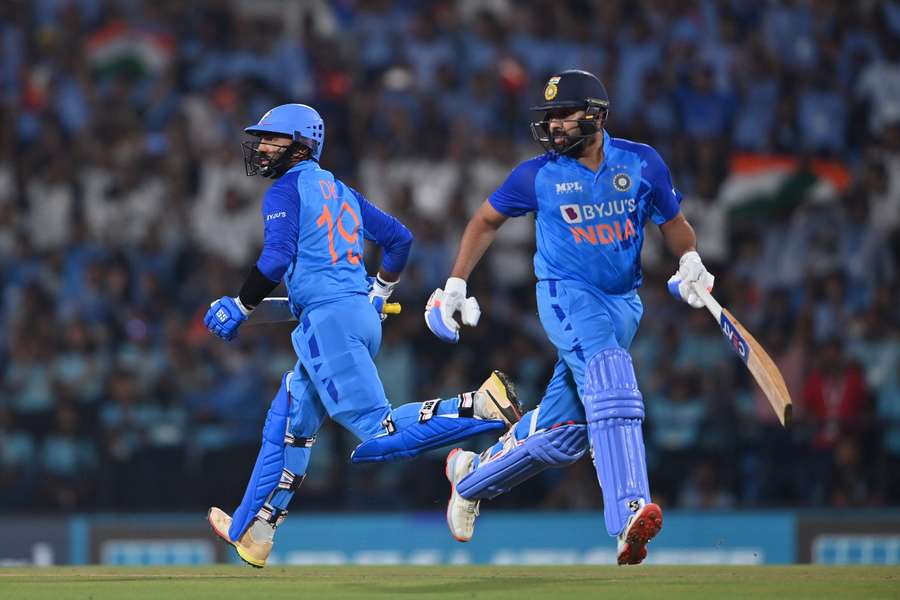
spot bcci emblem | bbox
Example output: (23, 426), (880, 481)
(544, 76), (561, 101)
(613, 173), (632, 192)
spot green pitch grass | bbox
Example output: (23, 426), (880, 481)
(1, 566), (897, 600)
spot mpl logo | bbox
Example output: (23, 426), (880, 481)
(559, 204), (582, 224)
(720, 313), (750, 364)
(555, 181), (583, 194)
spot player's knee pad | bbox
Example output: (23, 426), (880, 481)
(584, 348), (644, 422)
(229, 372), (316, 539)
(456, 423), (588, 500)
(350, 400), (507, 463)
(583, 348), (651, 537)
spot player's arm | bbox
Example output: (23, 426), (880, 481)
(449, 200), (509, 280)
(353, 187), (413, 282)
(353, 188), (413, 317)
(648, 149), (714, 309)
(659, 212), (697, 257)
(422, 200), (506, 341)
(204, 184), (299, 341)
(425, 158), (538, 343)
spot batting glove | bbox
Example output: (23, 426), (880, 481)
(368, 275), (398, 321)
(424, 277), (481, 343)
(204, 296), (251, 341)
(667, 250), (714, 309)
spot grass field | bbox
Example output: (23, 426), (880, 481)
(1, 566), (898, 600)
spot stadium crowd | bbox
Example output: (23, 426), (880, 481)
(1, 0), (899, 514)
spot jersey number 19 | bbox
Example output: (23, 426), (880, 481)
(317, 179), (361, 265)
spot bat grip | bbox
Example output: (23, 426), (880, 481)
(690, 281), (722, 320)
(382, 302), (402, 315)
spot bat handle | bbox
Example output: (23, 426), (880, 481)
(690, 281), (722, 321)
(382, 302), (402, 315)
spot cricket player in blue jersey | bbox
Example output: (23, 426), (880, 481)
(202, 104), (522, 567)
(425, 70), (715, 565)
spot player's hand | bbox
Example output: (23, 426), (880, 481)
(368, 275), (398, 321)
(424, 277), (481, 343)
(667, 250), (714, 309)
(204, 296), (250, 341)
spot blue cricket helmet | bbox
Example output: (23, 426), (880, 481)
(242, 103), (325, 178)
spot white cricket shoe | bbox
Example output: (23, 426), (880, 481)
(473, 371), (522, 427)
(445, 448), (480, 542)
(616, 502), (663, 565)
(207, 506), (274, 568)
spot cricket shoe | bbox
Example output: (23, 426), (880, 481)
(445, 448), (480, 542)
(473, 370), (522, 427)
(207, 507), (273, 568)
(616, 502), (663, 565)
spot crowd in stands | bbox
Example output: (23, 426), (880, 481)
(1, 0), (899, 513)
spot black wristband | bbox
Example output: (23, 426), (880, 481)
(238, 265), (279, 310)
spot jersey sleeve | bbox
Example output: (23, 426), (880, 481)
(350, 187), (414, 274)
(643, 147), (682, 225)
(256, 178), (300, 282)
(488, 156), (546, 217)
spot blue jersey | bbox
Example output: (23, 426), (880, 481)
(489, 131), (681, 295)
(254, 161), (413, 311)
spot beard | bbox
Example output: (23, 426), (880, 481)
(550, 127), (591, 157)
(259, 147), (287, 167)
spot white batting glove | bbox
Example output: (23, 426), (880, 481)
(424, 277), (481, 343)
(368, 275), (397, 321)
(667, 250), (714, 309)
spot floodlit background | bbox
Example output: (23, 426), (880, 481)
(1, 0), (898, 566)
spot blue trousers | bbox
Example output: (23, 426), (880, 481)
(242, 295), (467, 525)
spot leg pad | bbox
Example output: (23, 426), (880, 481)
(350, 417), (506, 463)
(228, 372), (293, 540)
(583, 349), (650, 537)
(456, 424), (588, 500)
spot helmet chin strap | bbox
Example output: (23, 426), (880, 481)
(553, 127), (601, 158)
(558, 136), (589, 157)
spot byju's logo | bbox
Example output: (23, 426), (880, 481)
(559, 204), (582, 223)
(555, 181), (583, 194)
(266, 211), (287, 221)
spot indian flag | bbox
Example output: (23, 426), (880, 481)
(719, 154), (851, 217)
(85, 21), (174, 79)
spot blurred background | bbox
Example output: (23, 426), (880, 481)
(1, 0), (899, 566)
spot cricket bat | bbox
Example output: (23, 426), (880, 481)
(691, 282), (793, 427)
(247, 297), (401, 324)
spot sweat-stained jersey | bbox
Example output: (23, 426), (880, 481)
(489, 131), (681, 295)
(253, 160), (412, 312)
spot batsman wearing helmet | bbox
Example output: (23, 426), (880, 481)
(425, 70), (714, 565)
(203, 104), (522, 567)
